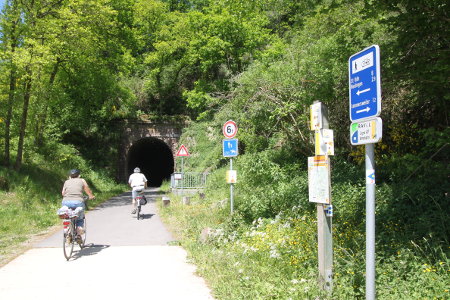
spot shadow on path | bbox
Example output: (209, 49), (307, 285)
(135, 213), (155, 220)
(91, 189), (163, 210)
(70, 244), (110, 261)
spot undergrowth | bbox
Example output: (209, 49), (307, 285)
(159, 147), (449, 299)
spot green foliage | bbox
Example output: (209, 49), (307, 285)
(161, 148), (449, 298)
(234, 150), (310, 220)
(176, 119), (224, 172)
(375, 0), (450, 129)
(140, 1), (274, 117)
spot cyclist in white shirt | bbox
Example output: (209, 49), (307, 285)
(128, 167), (148, 214)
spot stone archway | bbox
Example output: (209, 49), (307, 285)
(117, 120), (185, 184)
(126, 137), (174, 187)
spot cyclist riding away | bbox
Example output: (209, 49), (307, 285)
(128, 167), (148, 214)
(61, 169), (95, 240)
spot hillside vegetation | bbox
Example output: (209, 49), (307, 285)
(0, 0), (448, 298)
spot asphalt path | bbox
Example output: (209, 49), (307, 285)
(0, 188), (214, 300)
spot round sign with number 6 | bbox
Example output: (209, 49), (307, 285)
(223, 120), (238, 138)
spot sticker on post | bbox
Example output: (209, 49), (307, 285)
(324, 204), (333, 217)
(226, 170), (237, 184)
(366, 170), (375, 184)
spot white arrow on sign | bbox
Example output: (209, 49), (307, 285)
(356, 88), (370, 96)
(356, 107), (370, 114)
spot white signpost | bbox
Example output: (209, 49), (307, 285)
(315, 129), (334, 156)
(223, 120), (238, 213)
(310, 102), (324, 130)
(176, 144), (190, 194)
(308, 156), (331, 204)
(349, 45), (382, 300)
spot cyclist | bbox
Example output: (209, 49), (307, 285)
(128, 167), (148, 214)
(61, 169), (95, 239)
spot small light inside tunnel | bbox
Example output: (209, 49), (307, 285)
(127, 138), (174, 187)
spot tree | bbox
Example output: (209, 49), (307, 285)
(1, 0), (23, 167)
(0, 0), (134, 169)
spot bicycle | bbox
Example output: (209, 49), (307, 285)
(59, 205), (87, 260)
(134, 190), (147, 220)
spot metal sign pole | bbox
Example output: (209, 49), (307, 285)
(349, 45), (381, 300)
(365, 143), (376, 300)
(318, 107), (332, 292)
(310, 101), (333, 292)
(181, 157), (184, 194)
(230, 158), (234, 214)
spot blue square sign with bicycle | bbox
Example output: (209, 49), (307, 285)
(223, 139), (238, 157)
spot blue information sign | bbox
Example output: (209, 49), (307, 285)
(349, 45), (381, 121)
(223, 139), (238, 157)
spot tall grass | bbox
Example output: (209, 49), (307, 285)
(158, 150), (449, 299)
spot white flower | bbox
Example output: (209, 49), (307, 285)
(270, 249), (280, 258)
(291, 279), (299, 284)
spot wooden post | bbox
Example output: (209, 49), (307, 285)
(162, 196), (170, 207)
(182, 196), (190, 205)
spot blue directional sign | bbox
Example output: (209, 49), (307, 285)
(223, 139), (238, 157)
(349, 45), (381, 121)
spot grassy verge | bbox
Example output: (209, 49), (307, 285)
(158, 182), (449, 299)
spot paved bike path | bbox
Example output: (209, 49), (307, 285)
(0, 188), (214, 300)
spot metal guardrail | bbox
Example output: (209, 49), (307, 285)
(170, 172), (208, 189)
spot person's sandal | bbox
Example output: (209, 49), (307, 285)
(131, 209), (136, 214)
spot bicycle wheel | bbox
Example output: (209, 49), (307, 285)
(136, 201), (141, 220)
(63, 221), (75, 260)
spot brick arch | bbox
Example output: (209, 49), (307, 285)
(117, 120), (185, 183)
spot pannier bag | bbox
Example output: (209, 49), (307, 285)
(57, 206), (84, 219)
(138, 195), (147, 206)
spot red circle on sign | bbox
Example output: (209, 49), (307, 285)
(223, 120), (238, 138)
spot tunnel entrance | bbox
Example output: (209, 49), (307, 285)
(126, 138), (174, 187)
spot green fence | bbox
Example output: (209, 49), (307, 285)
(170, 172), (208, 190)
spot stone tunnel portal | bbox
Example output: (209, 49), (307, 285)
(126, 138), (174, 187)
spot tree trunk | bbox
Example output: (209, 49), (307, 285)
(5, 66), (16, 168)
(4, 21), (18, 168)
(14, 72), (33, 170)
(34, 59), (60, 147)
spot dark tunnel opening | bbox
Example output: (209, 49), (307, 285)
(127, 138), (174, 187)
